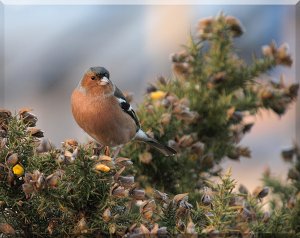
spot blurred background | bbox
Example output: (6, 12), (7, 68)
(0, 4), (298, 191)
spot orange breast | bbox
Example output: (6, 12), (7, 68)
(71, 89), (137, 146)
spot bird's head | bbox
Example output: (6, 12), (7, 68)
(80, 67), (114, 95)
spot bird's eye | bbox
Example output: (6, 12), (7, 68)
(91, 76), (96, 80)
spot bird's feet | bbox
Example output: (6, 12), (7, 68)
(112, 145), (123, 160)
(93, 142), (104, 156)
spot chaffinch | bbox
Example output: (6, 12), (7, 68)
(71, 67), (176, 156)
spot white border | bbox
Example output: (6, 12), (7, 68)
(1, 0), (299, 5)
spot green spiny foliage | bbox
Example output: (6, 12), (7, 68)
(0, 13), (299, 237)
(122, 13), (298, 196)
(0, 112), (299, 236)
(205, 168), (239, 233)
(0, 111), (144, 236)
(260, 144), (300, 235)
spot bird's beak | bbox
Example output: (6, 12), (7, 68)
(99, 77), (109, 85)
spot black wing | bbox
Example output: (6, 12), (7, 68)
(114, 87), (140, 130)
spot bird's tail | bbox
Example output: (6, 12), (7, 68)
(134, 129), (177, 156)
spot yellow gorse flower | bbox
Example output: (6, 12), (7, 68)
(94, 163), (110, 172)
(150, 91), (166, 100)
(12, 164), (24, 177)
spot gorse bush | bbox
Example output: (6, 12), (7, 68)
(123, 13), (298, 196)
(0, 13), (298, 237)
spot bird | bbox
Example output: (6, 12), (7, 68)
(71, 66), (176, 156)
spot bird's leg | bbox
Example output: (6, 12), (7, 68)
(93, 142), (104, 156)
(112, 145), (123, 160)
(104, 146), (111, 156)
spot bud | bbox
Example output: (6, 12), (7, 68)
(281, 147), (295, 162)
(200, 153), (214, 169)
(176, 219), (185, 232)
(74, 217), (88, 234)
(102, 208), (111, 222)
(154, 190), (169, 203)
(170, 50), (190, 63)
(140, 200), (156, 220)
(146, 84), (157, 94)
(227, 147), (241, 161)
(262, 44), (275, 57)
(114, 167), (125, 181)
(178, 135), (194, 147)
(27, 127), (44, 138)
(201, 194), (212, 206)
(197, 17), (214, 39)
(172, 62), (193, 78)
(99, 155), (112, 162)
(19, 108), (38, 127)
(64, 150), (73, 158)
(47, 220), (57, 235)
(177, 199), (193, 218)
(63, 139), (78, 148)
(287, 196), (296, 209)
(262, 211), (270, 223)
(72, 147), (79, 159)
(130, 188), (145, 200)
(226, 107), (235, 120)
(0, 109), (12, 125)
(288, 84), (299, 99)
(56, 154), (65, 164)
(225, 16), (244, 37)
(23, 172), (33, 183)
(173, 193), (189, 205)
(231, 111), (244, 123)
(46, 173), (59, 188)
(210, 71), (227, 84)
(139, 224), (150, 234)
(36, 173), (46, 190)
(157, 227), (168, 235)
(242, 123), (254, 134)
(22, 183), (34, 198)
(254, 186), (269, 200)
(111, 184), (127, 198)
(36, 138), (52, 153)
(259, 88), (273, 100)
(238, 146), (251, 158)
(276, 43), (292, 66)
(288, 168), (300, 180)
(191, 141), (205, 155)
(108, 223), (116, 234)
(6, 153), (18, 166)
(160, 113), (172, 125)
(174, 109), (199, 124)
(186, 220), (196, 234)
(270, 99), (287, 115)
(0, 223), (15, 235)
(166, 95), (178, 104)
(115, 157), (133, 168)
(150, 223), (159, 234)
(241, 207), (253, 221)
(201, 187), (213, 206)
(0, 138), (7, 149)
(139, 152), (152, 164)
(118, 176), (134, 188)
(238, 184), (249, 195)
